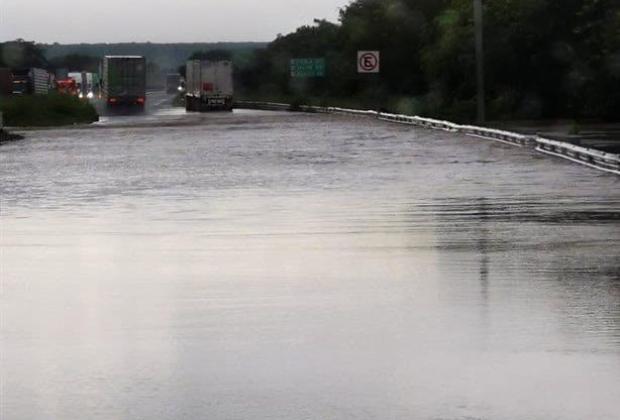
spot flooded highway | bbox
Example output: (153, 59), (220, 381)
(1, 97), (619, 420)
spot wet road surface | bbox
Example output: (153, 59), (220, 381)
(1, 96), (619, 419)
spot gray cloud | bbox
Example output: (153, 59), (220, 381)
(0, 0), (350, 43)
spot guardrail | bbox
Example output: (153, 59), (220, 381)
(328, 107), (536, 147)
(459, 124), (536, 147)
(329, 107), (378, 117)
(378, 112), (458, 131)
(235, 101), (293, 112)
(234, 101), (618, 175)
(536, 137), (620, 175)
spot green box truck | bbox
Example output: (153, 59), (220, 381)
(101, 56), (146, 110)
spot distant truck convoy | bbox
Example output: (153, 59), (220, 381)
(11, 68), (51, 95)
(185, 60), (233, 112)
(166, 73), (181, 94)
(101, 56), (146, 109)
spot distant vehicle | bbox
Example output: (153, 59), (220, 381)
(101, 56), (146, 110)
(185, 60), (233, 112)
(68, 72), (97, 98)
(56, 78), (79, 96)
(166, 73), (182, 94)
(11, 68), (51, 95)
(0, 68), (13, 96)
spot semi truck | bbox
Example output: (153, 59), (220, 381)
(56, 78), (79, 96)
(101, 56), (146, 110)
(11, 68), (51, 95)
(185, 60), (233, 112)
(68, 72), (98, 98)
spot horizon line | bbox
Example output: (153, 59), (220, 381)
(1, 39), (272, 45)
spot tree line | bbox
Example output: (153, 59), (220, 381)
(236, 0), (619, 121)
(0, 40), (262, 78)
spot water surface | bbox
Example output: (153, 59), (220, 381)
(1, 109), (619, 419)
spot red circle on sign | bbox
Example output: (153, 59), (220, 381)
(359, 53), (378, 71)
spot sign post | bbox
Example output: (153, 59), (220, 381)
(290, 58), (326, 78)
(474, 0), (486, 122)
(357, 51), (380, 74)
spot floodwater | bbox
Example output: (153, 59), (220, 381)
(1, 96), (619, 420)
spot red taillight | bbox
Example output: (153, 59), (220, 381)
(108, 98), (118, 104)
(136, 97), (145, 104)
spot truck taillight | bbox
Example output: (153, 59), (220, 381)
(136, 97), (145, 104)
(108, 97), (118, 103)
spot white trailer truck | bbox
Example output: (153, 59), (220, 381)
(185, 60), (233, 112)
(12, 68), (51, 95)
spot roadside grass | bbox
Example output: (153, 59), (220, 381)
(0, 94), (99, 127)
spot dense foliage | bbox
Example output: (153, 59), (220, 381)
(0, 94), (99, 127)
(43, 42), (266, 72)
(237, 0), (620, 121)
(48, 54), (101, 73)
(0, 40), (49, 69)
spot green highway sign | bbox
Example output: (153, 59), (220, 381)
(290, 58), (326, 78)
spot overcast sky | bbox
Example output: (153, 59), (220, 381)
(0, 0), (351, 43)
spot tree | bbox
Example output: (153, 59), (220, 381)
(48, 54), (100, 73)
(237, 0), (620, 121)
(189, 49), (233, 61)
(0, 40), (49, 69)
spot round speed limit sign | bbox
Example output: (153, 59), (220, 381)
(358, 51), (380, 73)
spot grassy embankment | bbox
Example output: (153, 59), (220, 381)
(0, 94), (99, 127)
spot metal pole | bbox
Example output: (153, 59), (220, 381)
(474, 0), (486, 123)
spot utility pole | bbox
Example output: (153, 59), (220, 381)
(474, 0), (486, 123)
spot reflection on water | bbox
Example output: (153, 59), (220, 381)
(1, 112), (619, 420)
